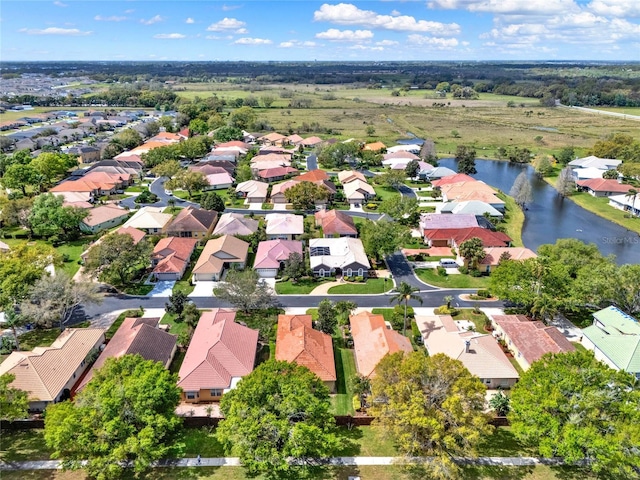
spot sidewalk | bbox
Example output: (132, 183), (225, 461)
(0, 456), (571, 471)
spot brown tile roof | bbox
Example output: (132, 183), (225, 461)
(275, 315), (336, 382)
(258, 132), (286, 143)
(78, 318), (176, 390)
(177, 309), (258, 391)
(115, 226), (146, 245)
(297, 170), (329, 182)
(0, 328), (105, 402)
(337, 170), (367, 184)
(212, 213), (259, 236)
(152, 237), (198, 275)
(492, 315), (575, 366)
(217, 140), (250, 149)
(480, 247), (537, 265)
(315, 209), (357, 236)
(192, 235), (249, 276)
(576, 178), (632, 194)
(166, 206), (218, 235)
(258, 167), (298, 179)
(350, 312), (412, 378)
(302, 136), (323, 146)
(82, 205), (129, 227)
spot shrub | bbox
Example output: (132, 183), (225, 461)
(470, 269), (483, 277)
(476, 289), (491, 298)
(366, 203), (377, 210)
(354, 276), (364, 282)
(437, 266), (447, 276)
(458, 266), (469, 275)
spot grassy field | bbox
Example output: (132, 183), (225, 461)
(415, 268), (490, 289)
(328, 278), (391, 294)
(590, 106), (640, 116)
(496, 193), (525, 247)
(275, 278), (330, 294)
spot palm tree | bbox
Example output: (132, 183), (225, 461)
(4, 309), (24, 352)
(625, 188), (638, 217)
(390, 281), (423, 337)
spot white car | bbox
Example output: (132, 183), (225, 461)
(164, 190), (173, 196)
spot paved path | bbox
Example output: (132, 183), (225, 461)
(0, 456), (571, 471)
(557, 103), (640, 122)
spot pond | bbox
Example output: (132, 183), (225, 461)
(438, 158), (640, 265)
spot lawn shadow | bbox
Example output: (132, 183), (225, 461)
(460, 465), (533, 480)
(335, 426), (363, 456)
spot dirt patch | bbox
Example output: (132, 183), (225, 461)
(459, 294), (498, 302)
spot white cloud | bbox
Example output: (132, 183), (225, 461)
(234, 37), (272, 45)
(94, 15), (128, 22)
(407, 34), (459, 48)
(315, 28), (374, 42)
(207, 17), (246, 31)
(153, 33), (186, 39)
(314, 3), (460, 35)
(428, 0), (579, 15)
(19, 27), (92, 36)
(185, 17), (195, 24)
(279, 40), (318, 48)
(349, 45), (384, 51)
(222, 4), (243, 11)
(124, 9), (135, 14)
(588, 0), (640, 17)
(376, 39), (399, 46)
(53, 1), (68, 7)
(140, 15), (164, 25)
(390, 10), (401, 16)
(235, 28), (248, 34)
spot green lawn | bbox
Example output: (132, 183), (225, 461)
(160, 312), (190, 337)
(451, 308), (491, 333)
(121, 283), (154, 296)
(0, 237), (90, 277)
(172, 247), (203, 296)
(495, 193), (524, 247)
(415, 268), (491, 289)
(373, 186), (401, 202)
(327, 278), (391, 294)
(275, 278), (330, 294)
(331, 346), (357, 416)
(124, 185), (145, 193)
(566, 191), (640, 235)
(371, 308), (394, 323)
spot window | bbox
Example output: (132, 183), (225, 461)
(358, 268), (363, 276)
(210, 389), (223, 397)
(310, 246), (330, 256)
(186, 391), (198, 400)
(318, 269), (325, 277)
(345, 269), (352, 276)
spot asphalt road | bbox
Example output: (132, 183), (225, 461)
(385, 251), (437, 291)
(306, 154), (318, 171)
(119, 177), (196, 209)
(397, 183), (417, 199)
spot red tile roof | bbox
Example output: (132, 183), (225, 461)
(576, 178), (632, 194)
(177, 309), (258, 391)
(425, 227), (511, 247)
(78, 317), (176, 390)
(115, 226), (146, 245)
(276, 315), (336, 382)
(492, 315), (575, 365)
(315, 209), (357, 236)
(431, 174), (476, 187)
(258, 166), (298, 179)
(152, 237), (198, 275)
(297, 170), (329, 182)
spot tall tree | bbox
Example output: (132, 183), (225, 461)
(151, 159), (181, 179)
(213, 269), (276, 313)
(458, 237), (486, 270)
(165, 170), (209, 198)
(1, 163), (40, 196)
(509, 350), (640, 477)
(229, 106), (257, 130)
(556, 167), (576, 197)
(217, 360), (340, 479)
(316, 299), (337, 334)
(44, 355), (182, 480)
(534, 156), (553, 177)
(21, 272), (102, 330)
(360, 219), (410, 264)
(317, 142), (359, 169)
(404, 159), (420, 178)
(284, 181), (329, 210)
(213, 126), (244, 143)
(29, 193), (88, 240)
(389, 281), (423, 336)
(555, 146), (575, 165)
(371, 351), (491, 479)
(378, 196), (419, 222)
(83, 233), (152, 286)
(30, 152), (77, 186)
(282, 252), (306, 282)
(0, 373), (29, 421)
(455, 145), (477, 175)
(376, 169), (406, 189)
(200, 191), (226, 212)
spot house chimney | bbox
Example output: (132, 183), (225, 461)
(464, 340), (471, 353)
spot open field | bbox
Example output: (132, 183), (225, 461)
(415, 268), (490, 289)
(591, 106), (640, 116)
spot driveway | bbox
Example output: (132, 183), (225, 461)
(147, 281), (176, 297)
(306, 154), (318, 171)
(385, 251), (439, 291)
(189, 281), (217, 297)
(398, 184), (417, 199)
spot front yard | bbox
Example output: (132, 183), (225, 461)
(275, 278), (330, 294)
(327, 278), (391, 294)
(415, 268), (491, 289)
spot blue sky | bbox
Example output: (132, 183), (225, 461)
(2, 1), (640, 61)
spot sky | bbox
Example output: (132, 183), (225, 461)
(2, 0), (640, 62)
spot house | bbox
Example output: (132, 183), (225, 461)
(432, 174), (478, 187)
(276, 315), (337, 391)
(301, 136), (323, 148)
(285, 134), (304, 145)
(217, 140), (250, 150)
(152, 237), (198, 281)
(67, 146), (100, 164)
(258, 132), (287, 146)
(80, 226), (146, 262)
(50, 178), (115, 198)
(337, 170), (367, 184)
(258, 166), (298, 182)
(569, 155), (621, 171)
(422, 166), (457, 180)
(297, 169), (330, 183)
(350, 311), (413, 378)
(253, 240), (303, 278)
(581, 306), (640, 379)
(424, 227), (512, 248)
(419, 213), (479, 235)
(608, 193), (640, 217)
(476, 247), (537, 273)
(439, 182), (505, 211)
(121, 207), (173, 234)
(177, 309), (258, 402)
(383, 151), (420, 161)
(387, 144), (421, 154)
(235, 180), (269, 204)
(315, 209), (358, 237)
(270, 180), (299, 204)
(265, 213), (304, 240)
(212, 212), (259, 237)
(77, 317), (177, 390)
(576, 178), (632, 197)
(0, 328), (105, 411)
(363, 141), (386, 152)
(166, 206), (218, 240)
(309, 237), (370, 278)
(438, 200), (503, 218)
(204, 172), (235, 190)
(343, 179), (376, 205)
(192, 235), (249, 282)
(80, 205), (130, 234)
(417, 314), (519, 389)
(490, 314), (575, 370)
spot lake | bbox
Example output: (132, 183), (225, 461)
(438, 158), (640, 265)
